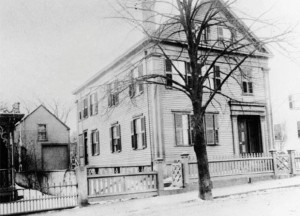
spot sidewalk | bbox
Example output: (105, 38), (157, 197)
(35, 175), (300, 216)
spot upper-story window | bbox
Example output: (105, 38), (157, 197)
(90, 92), (98, 116)
(213, 66), (222, 91)
(131, 116), (147, 150)
(165, 60), (189, 88)
(242, 69), (253, 94)
(108, 81), (119, 107)
(83, 97), (89, 118)
(129, 64), (144, 97)
(91, 130), (100, 156)
(110, 123), (121, 153)
(37, 124), (47, 141)
(203, 27), (211, 44)
(218, 26), (235, 46)
(78, 100), (83, 121)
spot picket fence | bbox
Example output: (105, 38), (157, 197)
(0, 183), (78, 216)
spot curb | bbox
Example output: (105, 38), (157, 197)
(214, 183), (300, 199)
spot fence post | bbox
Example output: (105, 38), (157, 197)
(75, 166), (89, 207)
(269, 150), (278, 176)
(154, 159), (164, 194)
(180, 153), (190, 188)
(288, 149), (296, 175)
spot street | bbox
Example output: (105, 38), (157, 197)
(37, 186), (300, 216)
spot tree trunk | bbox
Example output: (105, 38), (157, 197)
(193, 109), (213, 200)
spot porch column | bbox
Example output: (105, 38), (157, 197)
(231, 116), (239, 155)
(260, 116), (268, 153)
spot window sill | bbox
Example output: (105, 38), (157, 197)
(242, 93), (254, 96)
(38, 139), (48, 142)
(175, 145), (193, 147)
(112, 150), (122, 154)
(92, 154), (100, 156)
(133, 147), (147, 151)
(207, 144), (219, 146)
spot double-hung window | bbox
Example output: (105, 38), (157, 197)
(203, 27), (211, 44)
(242, 69), (253, 94)
(83, 97), (88, 118)
(108, 81), (119, 107)
(110, 123), (121, 153)
(90, 93), (98, 116)
(213, 66), (222, 91)
(129, 64), (144, 97)
(131, 116), (147, 150)
(205, 114), (219, 145)
(91, 130), (100, 156)
(38, 124), (47, 141)
(174, 113), (193, 146)
(165, 60), (188, 88)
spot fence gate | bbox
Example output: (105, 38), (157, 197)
(276, 153), (290, 174)
(171, 162), (183, 188)
(0, 183), (78, 215)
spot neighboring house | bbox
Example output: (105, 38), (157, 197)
(0, 103), (24, 201)
(273, 94), (300, 152)
(73, 1), (273, 168)
(14, 105), (70, 171)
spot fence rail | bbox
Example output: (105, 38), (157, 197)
(87, 165), (152, 176)
(87, 171), (158, 199)
(0, 184), (78, 216)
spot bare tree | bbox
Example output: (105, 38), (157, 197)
(110, 0), (290, 200)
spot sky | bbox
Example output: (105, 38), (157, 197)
(0, 0), (300, 131)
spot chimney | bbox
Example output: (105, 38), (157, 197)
(141, 0), (156, 35)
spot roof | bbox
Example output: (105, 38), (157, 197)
(73, 0), (270, 95)
(16, 104), (70, 130)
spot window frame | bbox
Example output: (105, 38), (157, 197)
(37, 124), (47, 141)
(131, 116), (147, 150)
(91, 130), (100, 156)
(241, 68), (253, 95)
(108, 81), (119, 107)
(174, 112), (194, 147)
(110, 123), (122, 153)
(90, 93), (98, 116)
(204, 113), (219, 146)
(83, 97), (89, 118)
(213, 65), (222, 91)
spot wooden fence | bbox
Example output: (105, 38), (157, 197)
(189, 153), (274, 179)
(87, 171), (158, 200)
(0, 183), (77, 216)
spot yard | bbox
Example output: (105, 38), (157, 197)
(35, 186), (300, 216)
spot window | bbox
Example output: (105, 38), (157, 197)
(213, 66), (222, 91)
(274, 124), (283, 141)
(165, 59), (188, 88)
(90, 93), (98, 116)
(242, 69), (253, 94)
(83, 97), (88, 118)
(78, 100), (83, 121)
(131, 116), (147, 150)
(128, 64), (144, 97)
(110, 123), (121, 153)
(174, 113), (193, 146)
(205, 114), (219, 145)
(218, 27), (234, 45)
(289, 95), (294, 109)
(203, 27), (210, 44)
(297, 122), (300, 138)
(108, 82), (119, 107)
(114, 167), (120, 174)
(91, 130), (100, 156)
(38, 124), (47, 141)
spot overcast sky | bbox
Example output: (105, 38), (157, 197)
(0, 0), (299, 130)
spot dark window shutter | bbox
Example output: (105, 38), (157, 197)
(248, 82), (253, 93)
(165, 59), (172, 72)
(91, 132), (94, 155)
(117, 124), (122, 152)
(141, 116), (147, 148)
(242, 81), (248, 93)
(131, 120), (137, 150)
(95, 93), (98, 114)
(110, 127), (113, 153)
(96, 130), (100, 154)
(90, 94), (93, 115)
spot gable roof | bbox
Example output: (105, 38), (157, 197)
(73, 0), (270, 95)
(17, 104), (70, 130)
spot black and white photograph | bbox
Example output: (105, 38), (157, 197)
(1, 0), (300, 215)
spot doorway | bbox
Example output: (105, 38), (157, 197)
(238, 115), (263, 154)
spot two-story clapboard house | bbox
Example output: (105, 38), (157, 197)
(73, 0), (273, 169)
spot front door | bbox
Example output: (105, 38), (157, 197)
(238, 116), (263, 154)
